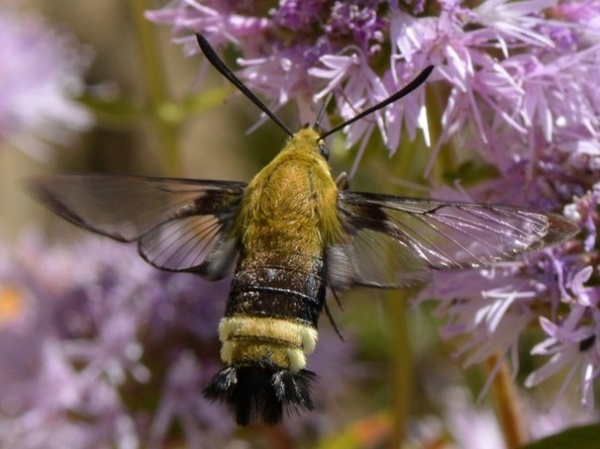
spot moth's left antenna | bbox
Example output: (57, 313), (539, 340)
(320, 65), (434, 140)
(196, 34), (294, 137)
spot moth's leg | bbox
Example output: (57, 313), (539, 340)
(335, 172), (349, 191)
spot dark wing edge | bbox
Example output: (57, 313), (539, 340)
(28, 176), (130, 242)
(328, 190), (579, 290)
(27, 174), (248, 279)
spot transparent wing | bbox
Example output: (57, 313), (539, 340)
(329, 191), (578, 289)
(28, 174), (247, 277)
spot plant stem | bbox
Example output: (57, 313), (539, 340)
(383, 98), (431, 447)
(385, 291), (411, 448)
(487, 354), (528, 449)
(131, 0), (181, 176)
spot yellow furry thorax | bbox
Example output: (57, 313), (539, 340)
(232, 126), (345, 253)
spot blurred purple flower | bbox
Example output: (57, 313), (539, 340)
(0, 233), (362, 447)
(149, 351), (232, 449)
(408, 0), (600, 408)
(423, 177), (598, 406)
(0, 234), (229, 448)
(0, 7), (92, 159)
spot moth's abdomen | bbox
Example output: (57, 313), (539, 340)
(203, 255), (326, 425)
(221, 262), (324, 368)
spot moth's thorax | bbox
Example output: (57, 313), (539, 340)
(235, 127), (343, 254)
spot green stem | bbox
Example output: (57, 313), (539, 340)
(383, 104), (431, 447)
(487, 354), (528, 449)
(131, 0), (181, 176)
(385, 291), (411, 448)
(425, 80), (455, 184)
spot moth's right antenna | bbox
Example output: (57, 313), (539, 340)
(320, 65), (434, 140)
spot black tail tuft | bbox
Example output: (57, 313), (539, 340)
(203, 366), (318, 425)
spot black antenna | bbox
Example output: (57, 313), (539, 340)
(196, 34), (294, 137)
(320, 65), (434, 140)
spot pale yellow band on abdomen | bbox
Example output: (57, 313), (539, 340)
(219, 316), (319, 372)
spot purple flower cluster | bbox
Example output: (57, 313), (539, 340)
(0, 7), (92, 159)
(146, 0), (599, 410)
(0, 234), (226, 447)
(0, 234), (359, 447)
(420, 0), (600, 410)
(146, 0), (404, 167)
(145, 1), (600, 175)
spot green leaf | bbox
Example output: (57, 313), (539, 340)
(442, 160), (499, 187)
(78, 86), (230, 127)
(78, 94), (141, 125)
(519, 424), (600, 449)
(183, 86), (230, 116)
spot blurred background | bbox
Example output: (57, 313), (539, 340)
(3, 1), (261, 235)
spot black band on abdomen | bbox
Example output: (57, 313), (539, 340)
(226, 261), (326, 327)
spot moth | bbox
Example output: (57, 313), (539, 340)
(28, 34), (579, 425)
